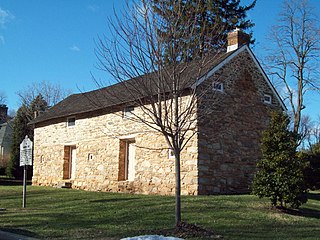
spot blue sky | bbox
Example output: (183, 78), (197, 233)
(0, 0), (319, 121)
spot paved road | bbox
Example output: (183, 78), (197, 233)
(0, 231), (38, 240)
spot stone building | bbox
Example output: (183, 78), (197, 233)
(31, 30), (285, 195)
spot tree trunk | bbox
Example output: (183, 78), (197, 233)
(293, 66), (304, 135)
(174, 150), (181, 226)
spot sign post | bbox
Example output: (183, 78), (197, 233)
(20, 135), (33, 208)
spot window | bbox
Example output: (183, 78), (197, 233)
(212, 82), (224, 92)
(264, 94), (272, 104)
(123, 106), (134, 118)
(67, 117), (76, 127)
(118, 139), (136, 181)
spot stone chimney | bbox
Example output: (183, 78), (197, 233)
(227, 28), (250, 53)
(0, 104), (8, 122)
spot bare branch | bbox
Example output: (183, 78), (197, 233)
(0, 92), (6, 104)
(264, 0), (320, 136)
(16, 80), (71, 108)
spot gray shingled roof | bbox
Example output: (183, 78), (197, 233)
(30, 51), (235, 125)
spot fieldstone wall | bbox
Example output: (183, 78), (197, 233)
(32, 98), (198, 195)
(197, 49), (282, 194)
(32, 48), (283, 196)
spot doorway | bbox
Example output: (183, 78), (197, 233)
(118, 139), (136, 181)
(63, 146), (76, 179)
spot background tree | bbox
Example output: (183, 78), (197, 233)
(17, 80), (70, 108)
(6, 81), (69, 178)
(301, 116), (320, 190)
(152, 0), (256, 62)
(300, 115), (320, 150)
(303, 143), (320, 190)
(252, 111), (308, 209)
(310, 116), (320, 151)
(95, 0), (254, 226)
(299, 115), (313, 148)
(0, 92), (7, 104)
(6, 95), (48, 179)
(265, 0), (320, 135)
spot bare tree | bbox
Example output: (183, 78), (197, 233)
(299, 114), (320, 151)
(0, 92), (6, 104)
(265, 0), (320, 135)
(308, 116), (320, 151)
(17, 80), (71, 108)
(314, 116), (320, 144)
(95, 0), (227, 226)
(299, 114), (314, 148)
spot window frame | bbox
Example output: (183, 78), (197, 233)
(123, 106), (135, 118)
(67, 117), (76, 127)
(212, 81), (224, 92)
(263, 94), (272, 104)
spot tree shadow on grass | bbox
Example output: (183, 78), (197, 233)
(90, 198), (140, 203)
(308, 192), (320, 201)
(263, 192), (320, 219)
(0, 177), (32, 186)
(298, 208), (320, 219)
(276, 207), (320, 219)
(291, 192), (320, 219)
(0, 228), (39, 238)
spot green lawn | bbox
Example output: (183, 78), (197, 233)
(0, 185), (320, 240)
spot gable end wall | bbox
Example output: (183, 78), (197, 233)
(197, 49), (282, 194)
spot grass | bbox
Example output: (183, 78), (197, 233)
(0, 184), (320, 240)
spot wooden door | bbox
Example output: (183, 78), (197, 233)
(63, 146), (76, 179)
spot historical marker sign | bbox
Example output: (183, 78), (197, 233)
(20, 136), (33, 166)
(20, 135), (33, 208)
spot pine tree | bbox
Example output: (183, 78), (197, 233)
(252, 111), (308, 209)
(6, 95), (48, 179)
(152, 0), (256, 63)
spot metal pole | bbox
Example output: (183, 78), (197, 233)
(22, 165), (27, 208)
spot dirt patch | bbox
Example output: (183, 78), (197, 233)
(153, 222), (222, 239)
